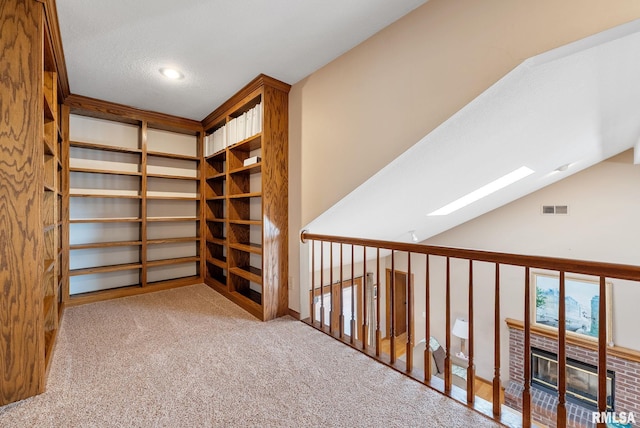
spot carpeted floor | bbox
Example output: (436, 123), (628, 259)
(0, 284), (501, 427)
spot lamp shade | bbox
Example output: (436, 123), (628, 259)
(452, 318), (468, 340)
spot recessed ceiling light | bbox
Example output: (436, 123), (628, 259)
(159, 68), (184, 80)
(428, 166), (534, 216)
(555, 163), (570, 172)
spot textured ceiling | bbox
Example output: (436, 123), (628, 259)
(56, 3), (640, 251)
(305, 20), (640, 245)
(56, 0), (427, 120)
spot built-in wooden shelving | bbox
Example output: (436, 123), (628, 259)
(69, 241), (143, 250)
(70, 140), (142, 153)
(147, 216), (199, 222)
(69, 262), (144, 277)
(0, 1), (68, 405)
(70, 167), (143, 176)
(41, 6), (65, 387)
(64, 105), (203, 304)
(147, 151), (198, 161)
(70, 217), (142, 223)
(202, 74), (290, 321)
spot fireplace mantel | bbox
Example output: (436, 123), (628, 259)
(505, 318), (640, 363)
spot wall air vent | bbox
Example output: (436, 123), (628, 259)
(542, 205), (569, 215)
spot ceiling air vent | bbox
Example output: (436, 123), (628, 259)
(542, 205), (569, 215)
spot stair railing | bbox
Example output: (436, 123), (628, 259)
(300, 231), (640, 428)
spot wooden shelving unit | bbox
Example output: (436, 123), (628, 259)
(42, 8), (64, 377)
(202, 75), (290, 321)
(63, 106), (203, 304)
(2, 3), (291, 407)
(0, 0), (67, 405)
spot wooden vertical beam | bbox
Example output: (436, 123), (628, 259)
(444, 257), (452, 393)
(260, 83), (289, 320)
(375, 247), (381, 356)
(140, 121), (148, 286)
(329, 242), (334, 334)
(350, 244), (355, 345)
(310, 240), (315, 324)
(492, 263), (501, 416)
(199, 131), (206, 284)
(320, 241), (324, 328)
(406, 252), (413, 372)
(424, 254), (431, 383)
(523, 267), (532, 428)
(390, 251), (396, 363)
(339, 243), (344, 338)
(467, 260), (475, 404)
(0, 0), (45, 404)
(597, 275), (608, 428)
(557, 271), (567, 428)
(362, 247), (368, 350)
(60, 104), (70, 305)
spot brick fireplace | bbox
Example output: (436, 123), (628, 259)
(505, 319), (640, 428)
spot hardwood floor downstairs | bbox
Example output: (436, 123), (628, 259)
(380, 335), (505, 405)
(474, 375), (505, 404)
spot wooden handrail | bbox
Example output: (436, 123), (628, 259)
(300, 231), (640, 428)
(300, 231), (640, 281)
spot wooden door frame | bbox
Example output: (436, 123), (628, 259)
(310, 276), (363, 338)
(384, 269), (414, 342)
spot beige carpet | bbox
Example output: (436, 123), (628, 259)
(0, 284), (501, 427)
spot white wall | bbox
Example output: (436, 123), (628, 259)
(404, 151), (640, 381)
(289, 0), (640, 313)
(303, 152), (640, 382)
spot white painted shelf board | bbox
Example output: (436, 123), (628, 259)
(70, 188), (141, 197)
(146, 191), (199, 198)
(70, 158), (140, 173)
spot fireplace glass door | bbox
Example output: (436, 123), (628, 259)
(531, 347), (614, 410)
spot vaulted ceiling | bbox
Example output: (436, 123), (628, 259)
(305, 19), (640, 243)
(56, 2), (640, 247)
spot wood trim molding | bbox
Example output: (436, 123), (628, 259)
(505, 317), (640, 363)
(288, 309), (301, 320)
(201, 74), (291, 129)
(64, 94), (202, 133)
(67, 277), (201, 307)
(42, 0), (70, 98)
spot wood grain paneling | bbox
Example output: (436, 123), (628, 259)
(0, 0), (45, 405)
(202, 76), (290, 321)
(261, 85), (289, 320)
(42, 0), (69, 99)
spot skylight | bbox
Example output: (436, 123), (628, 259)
(428, 166), (534, 216)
